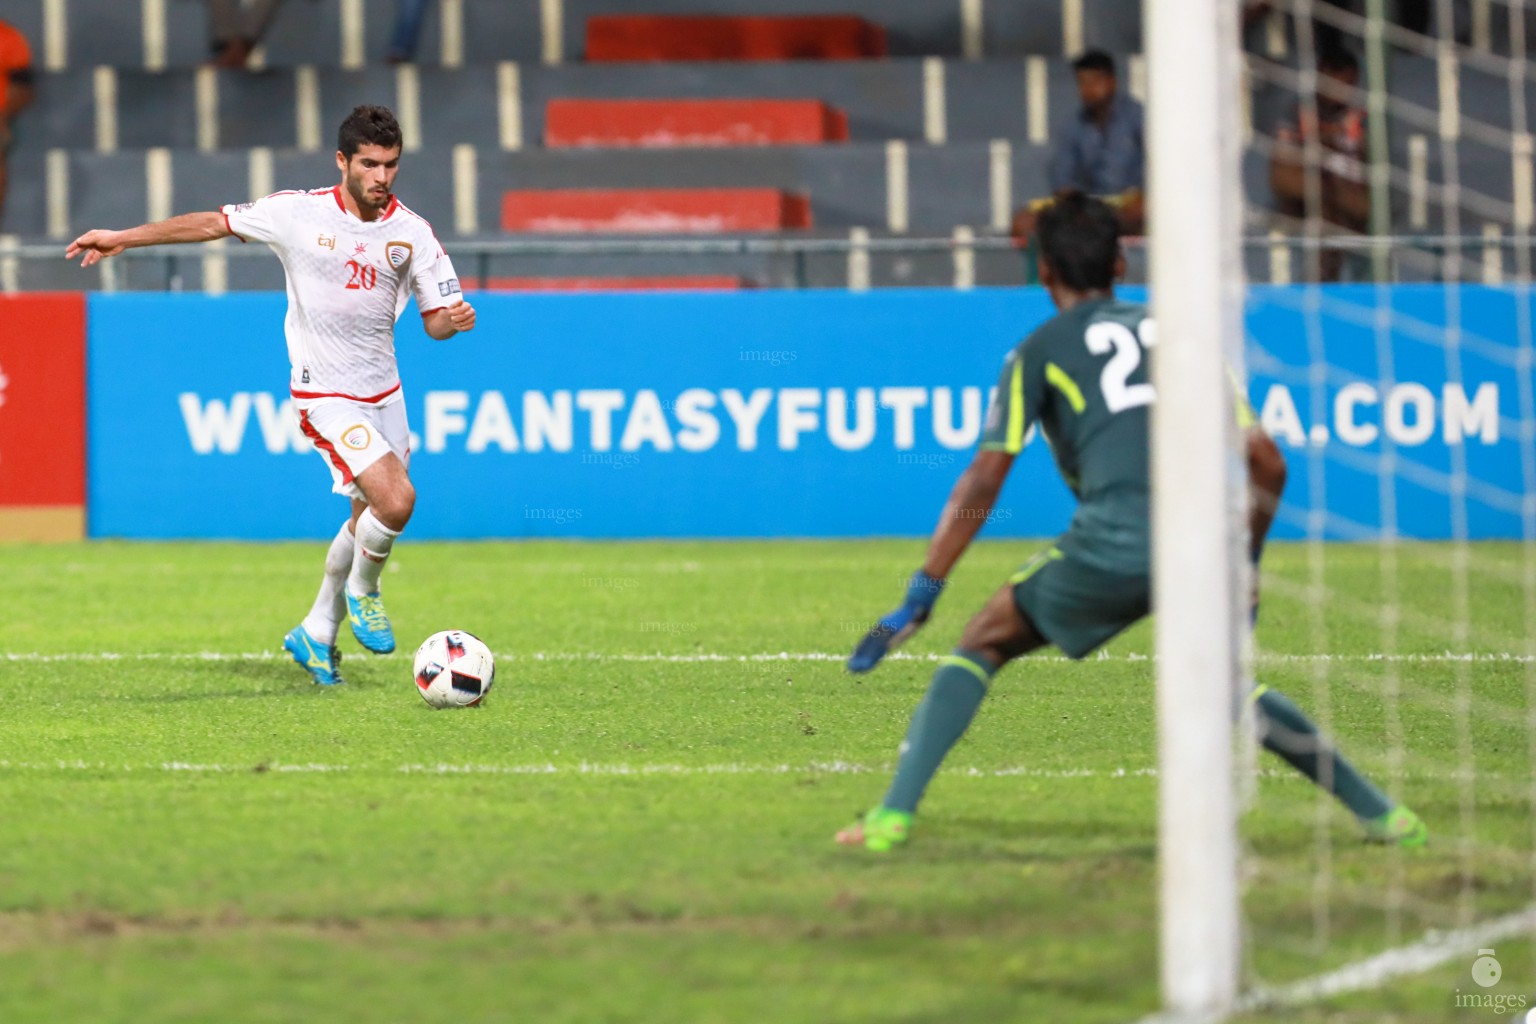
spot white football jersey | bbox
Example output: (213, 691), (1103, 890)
(221, 186), (461, 403)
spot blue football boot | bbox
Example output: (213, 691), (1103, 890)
(346, 589), (396, 654)
(282, 625), (344, 686)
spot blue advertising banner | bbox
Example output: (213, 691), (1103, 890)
(87, 286), (1527, 540)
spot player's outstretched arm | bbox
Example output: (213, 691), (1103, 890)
(423, 299), (476, 340)
(66, 212), (231, 267)
(847, 449), (1015, 673)
(1246, 425), (1287, 560)
(918, 449), (1015, 581)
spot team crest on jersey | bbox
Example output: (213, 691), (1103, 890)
(316, 233), (336, 251)
(341, 424), (372, 450)
(384, 241), (413, 270)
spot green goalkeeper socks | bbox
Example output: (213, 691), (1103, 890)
(1253, 685), (1393, 821)
(882, 650), (995, 815)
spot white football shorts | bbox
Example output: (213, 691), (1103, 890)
(296, 396), (412, 500)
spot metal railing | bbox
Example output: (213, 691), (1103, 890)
(4, 232), (1533, 293)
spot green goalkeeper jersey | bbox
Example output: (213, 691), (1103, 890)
(980, 297), (1155, 574)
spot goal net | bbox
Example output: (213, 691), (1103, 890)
(1153, 0), (1536, 1017)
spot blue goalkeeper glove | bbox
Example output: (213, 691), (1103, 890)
(847, 570), (946, 674)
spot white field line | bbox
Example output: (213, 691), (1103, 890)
(0, 760), (1507, 786)
(1134, 903), (1536, 1023)
(3, 651), (1534, 665)
(0, 759), (1155, 779)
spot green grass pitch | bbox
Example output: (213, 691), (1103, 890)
(0, 539), (1532, 1023)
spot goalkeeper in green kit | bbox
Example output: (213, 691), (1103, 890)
(838, 193), (1426, 852)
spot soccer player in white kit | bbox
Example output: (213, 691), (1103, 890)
(66, 105), (476, 686)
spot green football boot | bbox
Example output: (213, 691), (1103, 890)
(836, 807), (914, 852)
(1362, 806), (1428, 848)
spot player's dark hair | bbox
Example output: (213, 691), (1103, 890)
(337, 105), (402, 158)
(1072, 49), (1116, 76)
(1318, 46), (1359, 75)
(1037, 193), (1121, 292)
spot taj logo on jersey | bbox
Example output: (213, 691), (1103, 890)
(385, 241), (413, 270)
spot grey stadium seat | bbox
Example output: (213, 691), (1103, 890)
(945, 60), (1029, 142)
(60, 0), (147, 69)
(983, 0), (1068, 56)
(219, 71), (300, 149)
(170, 148), (250, 213)
(1081, 0), (1142, 54)
(252, 0), (343, 67)
(9, 72), (95, 154)
(313, 66), (405, 133)
(2, 146), (49, 238)
(116, 71), (201, 150)
(414, 64), (502, 154)
(455, 0), (546, 64)
(65, 150), (150, 234)
(907, 143), (994, 229)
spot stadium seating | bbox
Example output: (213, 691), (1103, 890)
(7, 0), (1133, 70)
(0, 0), (1299, 291)
(15, 56), (1092, 151)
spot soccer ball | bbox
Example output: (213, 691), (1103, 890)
(413, 630), (495, 708)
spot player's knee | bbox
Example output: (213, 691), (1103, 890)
(373, 483), (415, 531)
(957, 611), (1019, 666)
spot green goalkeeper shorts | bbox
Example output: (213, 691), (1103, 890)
(1010, 544), (1151, 660)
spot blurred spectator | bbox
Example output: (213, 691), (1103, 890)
(0, 17), (34, 230)
(1269, 47), (1369, 281)
(208, 0), (288, 69)
(386, 0), (432, 64)
(1011, 50), (1145, 250)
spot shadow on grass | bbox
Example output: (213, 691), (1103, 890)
(106, 659), (373, 701)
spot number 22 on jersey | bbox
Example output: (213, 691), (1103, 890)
(1085, 319), (1157, 413)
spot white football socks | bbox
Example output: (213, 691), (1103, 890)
(348, 507), (401, 597)
(301, 521), (356, 645)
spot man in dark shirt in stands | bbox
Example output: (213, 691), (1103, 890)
(1012, 50), (1146, 250)
(1269, 47), (1369, 281)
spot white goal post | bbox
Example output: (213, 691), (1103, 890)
(1147, 0), (1247, 1016)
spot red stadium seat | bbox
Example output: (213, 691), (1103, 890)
(546, 99), (849, 148)
(585, 15), (887, 62)
(484, 276), (747, 292)
(500, 188), (813, 233)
